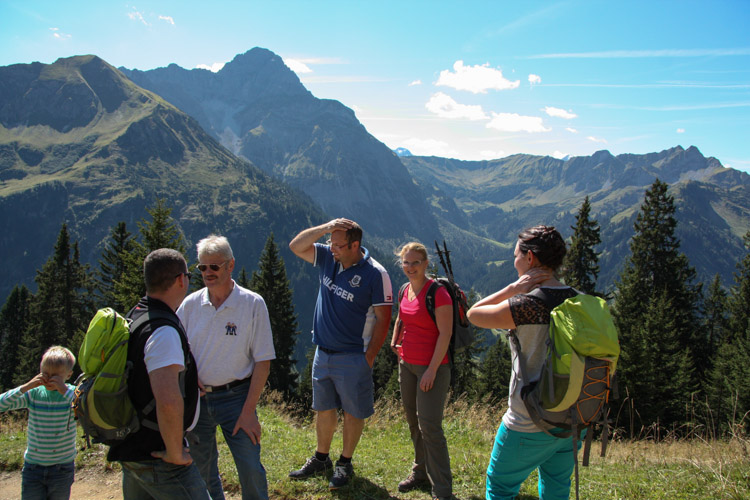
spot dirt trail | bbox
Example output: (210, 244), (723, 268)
(0, 468), (122, 500)
(0, 469), (244, 500)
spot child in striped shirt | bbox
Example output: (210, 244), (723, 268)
(0, 346), (77, 500)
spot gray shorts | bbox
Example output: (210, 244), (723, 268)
(312, 348), (374, 419)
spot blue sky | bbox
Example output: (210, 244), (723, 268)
(2, 0), (749, 172)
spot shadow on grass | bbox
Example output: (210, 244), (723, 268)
(329, 475), (399, 499)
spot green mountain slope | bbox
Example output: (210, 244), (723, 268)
(120, 48), (441, 250)
(402, 146), (750, 291)
(0, 55), (326, 306)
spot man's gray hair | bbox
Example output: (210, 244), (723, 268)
(197, 234), (234, 261)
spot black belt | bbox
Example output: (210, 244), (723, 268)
(203, 376), (251, 393)
(318, 346), (343, 355)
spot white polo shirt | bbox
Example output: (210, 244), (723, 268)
(177, 281), (276, 387)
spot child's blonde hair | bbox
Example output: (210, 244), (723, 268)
(40, 345), (76, 374)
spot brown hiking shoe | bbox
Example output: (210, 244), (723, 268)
(398, 471), (429, 492)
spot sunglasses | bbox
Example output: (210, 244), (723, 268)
(175, 271), (192, 280)
(197, 261), (229, 272)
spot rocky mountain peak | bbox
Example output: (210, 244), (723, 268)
(0, 55), (141, 132)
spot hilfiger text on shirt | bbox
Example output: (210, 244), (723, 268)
(322, 276), (354, 302)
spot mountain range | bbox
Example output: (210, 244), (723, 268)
(1, 48), (749, 331)
(0, 54), (325, 318)
(119, 48), (439, 248)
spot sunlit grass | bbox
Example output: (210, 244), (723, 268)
(1, 395), (748, 499)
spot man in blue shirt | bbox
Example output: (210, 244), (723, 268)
(289, 218), (393, 489)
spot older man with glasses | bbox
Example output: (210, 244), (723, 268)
(177, 235), (276, 500)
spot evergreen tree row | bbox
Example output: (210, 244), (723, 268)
(0, 200), (301, 401)
(1, 184), (749, 439)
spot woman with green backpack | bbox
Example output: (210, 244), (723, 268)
(467, 226), (580, 500)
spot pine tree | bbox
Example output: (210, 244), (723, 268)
(97, 221), (134, 310)
(237, 267), (250, 288)
(476, 334), (513, 404)
(114, 199), (187, 310)
(450, 338), (481, 400)
(297, 347), (316, 408)
(14, 225), (95, 384)
(562, 196), (602, 294)
(622, 290), (694, 429)
(727, 231), (750, 343)
(0, 285), (31, 391)
(709, 231), (750, 433)
(249, 233), (300, 399)
(444, 287), (482, 400)
(372, 345), (399, 399)
(612, 179), (701, 432)
(701, 274), (728, 377)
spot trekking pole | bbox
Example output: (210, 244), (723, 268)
(434, 240), (448, 277)
(442, 240), (455, 281)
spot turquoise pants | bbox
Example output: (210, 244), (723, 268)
(486, 422), (580, 500)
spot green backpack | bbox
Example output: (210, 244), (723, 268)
(509, 290), (620, 500)
(72, 307), (174, 446)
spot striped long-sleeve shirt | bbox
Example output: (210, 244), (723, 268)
(0, 384), (77, 465)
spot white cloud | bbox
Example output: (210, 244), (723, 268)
(544, 106), (577, 119)
(284, 58), (313, 74)
(587, 136), (608, 143)
(676, 128), (685, 133)
(281, 56), (347, 75)
(436, 61), (520, 94)
(158, 15), (175, 25)
(402, 137), (458, 158)
(425, 92), (488, 120)
(128, 9), (149, 26)
(49, 28), (71, 40)
(528, 74), (542, 85)
(409, 80), (422, 86)
(566, 127), (578, 133)
(480, 150), (507, 160)
(196, 62), (226, 73)
(552, 150), (568, 159)
(486, 112), (550, 133)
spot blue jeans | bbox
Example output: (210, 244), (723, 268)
(21, 461), (75, 500)
(120, 460), (210, 500)
(191, 381), (268, 500)
(486, 422), (582, 500)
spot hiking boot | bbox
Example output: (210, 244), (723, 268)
(328, 460), (354, 489)
(289, 455), (332, 479)
(398, 471), (429, 492)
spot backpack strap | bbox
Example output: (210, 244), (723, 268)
(128, 309), (185, 431)
(424, 280), (440, 324)
(582, 423), (594, 467)
(572, 411), (581, 500)
(398, 282), (409, 301)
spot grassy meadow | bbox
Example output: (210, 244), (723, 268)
(1, 394), (748, 499)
